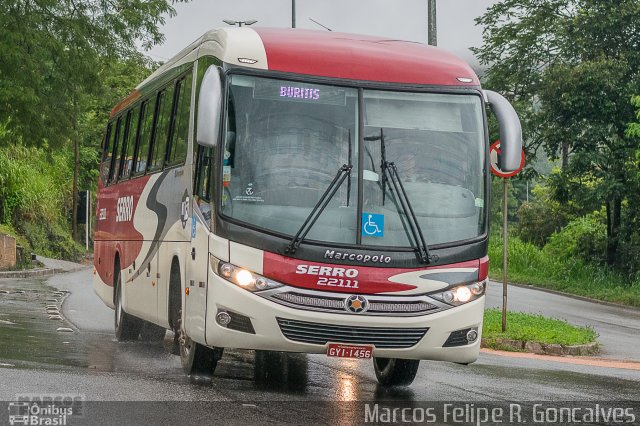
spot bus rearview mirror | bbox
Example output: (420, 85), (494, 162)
(196, 66), (222, 148)
(483, 90), (522, 172)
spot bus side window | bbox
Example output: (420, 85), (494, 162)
(108, 117), (122, 184)
(114, 115), (129, 183)
(100, 122), (113, 184)
(116, 110), (132, 181)
(120, 105), (140, 180)
(166, 73), (192, 167)
(133, 99), (155, 176)
(148, 85), (175, 173)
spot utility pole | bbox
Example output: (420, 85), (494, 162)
(292, 0), (296, 28)
(427, 0), (437, 46)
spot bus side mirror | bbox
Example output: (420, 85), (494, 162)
(483, 90), (523, 172)
(196, 66), (222, 148)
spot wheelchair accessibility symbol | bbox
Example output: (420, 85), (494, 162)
(362, 213), (384, 237)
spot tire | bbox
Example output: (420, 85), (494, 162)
(139, 321), (166, 342)
(167, 258), (222, 376)
(180, 336), (222, 376)
(114, 263), (142, 341)
(169, 260), (182, 355)
(373, 357), (420, 386)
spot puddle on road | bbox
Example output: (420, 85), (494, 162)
(0, 278), (375, 401)
(0, 278), (87, 369)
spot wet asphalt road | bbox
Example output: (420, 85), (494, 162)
(0, 270), (639, 424)
(485, 281), (640, 361)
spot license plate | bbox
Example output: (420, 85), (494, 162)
(327, 343), (373, 359)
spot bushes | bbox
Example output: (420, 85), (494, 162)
(514, 184), (570, 247)
(0, 145), (72, 224)
(544, 211), (607, 265)
(0, 145), (83, 261)
(18, 221), (83, 262)
(489, 234), (640, 306)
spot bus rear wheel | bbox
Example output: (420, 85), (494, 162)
(373, 357), (420, 386)
(114, 264), (142, 341)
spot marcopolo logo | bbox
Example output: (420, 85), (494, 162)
(115, 195), (134, 223)
(9, 394), (84, 425)
(324, 250), (391, 264)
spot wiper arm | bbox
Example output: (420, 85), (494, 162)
(285, 164), (353, 255)
(364, 129), (388, 205)
(366, 129), (433, 264)
(385, 162), (432, 263)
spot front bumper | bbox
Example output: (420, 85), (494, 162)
(204, 273), (484, 363)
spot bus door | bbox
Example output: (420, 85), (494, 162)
(184, 146), (214, 343)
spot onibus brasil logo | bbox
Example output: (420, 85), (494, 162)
(8, 394), (84, 425)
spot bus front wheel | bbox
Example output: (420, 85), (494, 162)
(180, 335), (222, 377)
(373, 357), (420, 386)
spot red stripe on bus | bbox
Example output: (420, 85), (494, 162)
(263, 252), (480, 295)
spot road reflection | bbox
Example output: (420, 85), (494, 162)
(1, 276), (419, 403)
(253, 350), (308, 392)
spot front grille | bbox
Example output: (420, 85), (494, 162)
(277, 317), (428, 348)
(267, 291), (441, 316)
(272, 292), (345, 312)
(367, 300), (438, 314)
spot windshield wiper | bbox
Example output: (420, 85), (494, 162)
(365, 129), (433, 264)
(285, 164), (352, 255)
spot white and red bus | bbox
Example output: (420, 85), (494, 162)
(94, 27), (522, 386)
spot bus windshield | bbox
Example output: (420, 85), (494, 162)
(221, 75), (486, 248)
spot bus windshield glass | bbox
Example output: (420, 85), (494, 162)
(221, 75), (485, 248)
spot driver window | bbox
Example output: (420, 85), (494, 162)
(193, 145), (213, 222)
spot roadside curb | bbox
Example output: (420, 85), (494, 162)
(0, 266), (87, 279)
(481, 338), (599, 356)
(0, 268), (60, 279)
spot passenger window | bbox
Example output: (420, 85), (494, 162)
(148, 85), (175, 172)
(101, 122), (113, 184)
(108, 117), (123, 184)
(134, 99), (155, 175)
(166, 74), (192, 167)
(120, 106), (139, 180)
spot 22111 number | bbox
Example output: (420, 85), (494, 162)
(317, 277), (359, 289)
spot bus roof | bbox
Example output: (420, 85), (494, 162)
(112, 27), (479, 117)
(252, 28), (480, 87)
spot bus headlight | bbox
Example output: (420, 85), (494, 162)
(431, 281), (486, 306)
(210, 255), (283, 292)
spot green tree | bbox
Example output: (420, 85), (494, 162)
(0, 0), (185, 240)
(474, 0), (640, 267)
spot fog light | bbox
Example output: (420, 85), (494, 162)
(216, 311), (231, 326)
(466, 329), (478, 343)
